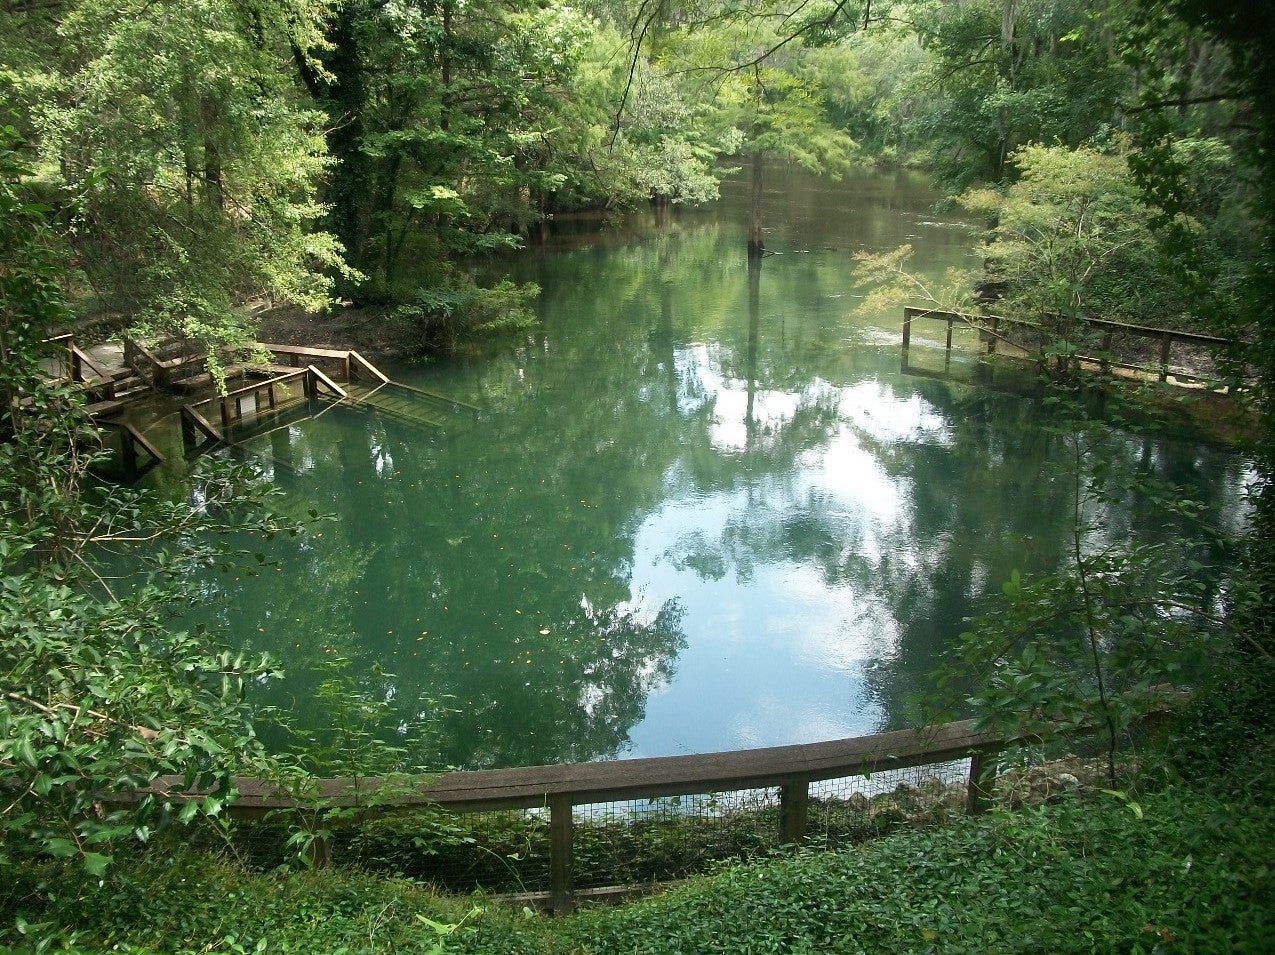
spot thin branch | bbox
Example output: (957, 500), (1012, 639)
(1122, 92), (1245, 114)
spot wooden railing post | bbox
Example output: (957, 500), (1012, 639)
(779, 777), (809, 844)
(1159, 331), (1172, 382)
(549, 794), (574, 915)
(966, 748), (1000, 815)
(901, 308), (913, 372)
(120, 428), (137, 480)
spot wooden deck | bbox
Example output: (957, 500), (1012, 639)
(33, 334), (472, 467)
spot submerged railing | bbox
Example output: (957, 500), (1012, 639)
(901, 306), (1246, 388)
(180, 365), (347, 448)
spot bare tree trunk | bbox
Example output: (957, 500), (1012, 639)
(748, 151), (765, 259)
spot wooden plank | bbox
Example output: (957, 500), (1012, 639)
(117, 422), (164, 465)
(71, 344), (111, 383)
(112, 694), (1187, 821)
(549, 793), (574, 915)
(86, 399), (124, 419)
(349, 350), (391, 384)
(259, 343), (352, 360)
(181, 405), (224, 445)
(966, 748), (1000, 815)
(385, 380), (482, 415)
(307, 365), (348, 399)
(904, 308), (1238, 350)
(779, 777), (809, 843)
(138, 720), (1000, 815)
(185, 370), (308, 413)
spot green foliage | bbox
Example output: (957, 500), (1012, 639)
(909, 0), (1132, 187)
(10, 0), (348, 353)
(310, 0), (591, 296)
(0, 147), (314, 927)
(960, 143), (1184, 334)
(5, 770), (1272, 953)
(851, 243), (977, 316)
(930, 384), (1230, 782)
(388, 276), (541, 354)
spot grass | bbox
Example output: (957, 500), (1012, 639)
(4, 770), (1272, 955)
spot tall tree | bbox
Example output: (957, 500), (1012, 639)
(300, 1), (589, 310)
(625, 0), (863, 255)
(23, 0), (346, 355)
(912, 0), (1131, 186)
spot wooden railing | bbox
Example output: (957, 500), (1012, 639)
(901, 307), (1245, 387)
(96, 420), (164, 479)
(259, 343), (390, 385)
(180, 366), (346, 448)
(139, 717), (1107, 914)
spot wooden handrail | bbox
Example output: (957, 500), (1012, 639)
(180, 404), (223, 446)
(349, 349), (391, 384)
(146, 718), (1002, 815)
(126, 690), (1183, 914)
(902, 306), (1241, 349)
(901, 307), (1248, 386)
(307, 364), (347, 399)
(260, 343), (353, 362)
(185, 369), (308, 413)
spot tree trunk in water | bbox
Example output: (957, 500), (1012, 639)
(748, 151), (765, 258)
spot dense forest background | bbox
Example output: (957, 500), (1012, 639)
(0, 0), (1267, 353)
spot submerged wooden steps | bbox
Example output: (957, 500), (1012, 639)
(34, 334), (482, 477)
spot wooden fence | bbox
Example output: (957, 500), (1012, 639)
(259, 343), (390, 385)
(901, 307), (1243, 387)
(141, 718), (1083, 915)
(180, 365), (346, 448)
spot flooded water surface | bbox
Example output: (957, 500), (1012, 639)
(177, 167), (1249, 770)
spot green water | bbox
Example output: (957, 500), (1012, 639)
(185, 167), (1251, 770)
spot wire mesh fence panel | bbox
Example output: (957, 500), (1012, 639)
(804, 760), (971, 849)
(342, 807), (555, 894)
(571, 789), (783, 890)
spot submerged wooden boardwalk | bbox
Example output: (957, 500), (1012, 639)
(900, 306), (1246, 389)
(36, 334), (476, 479)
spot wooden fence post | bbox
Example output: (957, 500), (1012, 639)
(966, 749), (999, 815)
(120, 428), (137, 481)
(779, 777), (809, 844)
(1159, 332), (1172, 382)
(549, 794), (574, 916)
(901, 309), (913, 372)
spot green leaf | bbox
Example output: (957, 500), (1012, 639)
(81, 851), (112, 877)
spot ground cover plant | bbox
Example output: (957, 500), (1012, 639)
(4, 722), (1271, 954)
